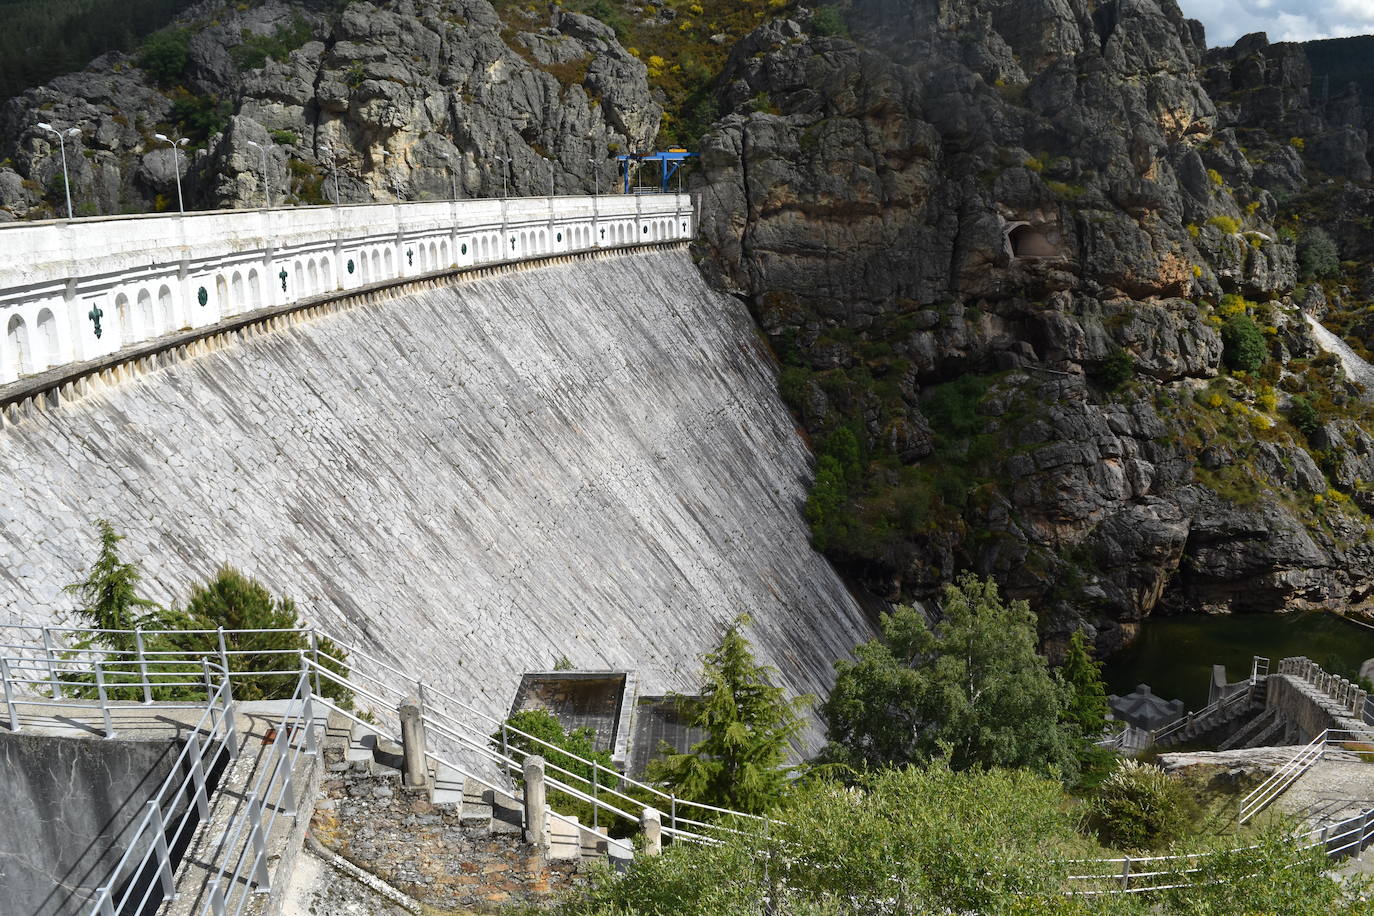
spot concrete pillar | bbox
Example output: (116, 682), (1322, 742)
(640, 807), (662, 856)
(399, 695), (428, 789)
(524, 756), (548, 848)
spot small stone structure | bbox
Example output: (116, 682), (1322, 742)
(1109, 683), (1185, 731)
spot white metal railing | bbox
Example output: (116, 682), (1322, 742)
(1238, 727), (1374, 824)
(1148, 679), (1255, 746)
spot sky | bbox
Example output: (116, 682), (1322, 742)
(1178, 0), (1374, 47)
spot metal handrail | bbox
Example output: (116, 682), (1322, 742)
(1238, 728), (1374, 823)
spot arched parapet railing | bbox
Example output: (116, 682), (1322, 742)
(0, 193), (695, 386)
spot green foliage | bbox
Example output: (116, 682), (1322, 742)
(62, 523), (348, 703)
(1289, 394), (1322, 439)
(804, 455), (847, 550)
(137, 27), (190, 86)
(1206, 214), (1240, 234)
(168, 90), (231, 143)
(1061, 631), (1114, 784)
(229, 15), (314, 71)
(646, 616), (804, 814)
(1221, 314), (1267, 373)
(269, 129), (298, 146)
(64, 519), (160, 632)
(499, 708), (618, 828)
(1098, 347), (1135, 390)
(174, 566), (351, 703)
(563, 763), (1085, 916)
(1298, 226), (1341, 280)
(810, 4), (848, 37)
(0, 0), (197, 98)
(923, 373), (994, 438)
(822, 574), (1076, 778)
(1089, 759), (1194, 851)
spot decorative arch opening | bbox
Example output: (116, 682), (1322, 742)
(231, 272), (245, 312)
(115, 293), (133, 344)
(136, 290), (154, 338)
(383, 249), (394, 277)
(307, 259), (319, 294)
(6, 314), (30, 378)
(216, 275), (229, 314)
(157, 285), (175, 333)
(322, 257), (333, 289)
(372, 251), (382, 278)
(249, 269), (263, 309)
(34, 308), (58, 369)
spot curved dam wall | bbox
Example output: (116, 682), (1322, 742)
(0, 247), (873, 745)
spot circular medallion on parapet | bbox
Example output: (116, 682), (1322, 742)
(642, 225), (648, 234)
(347, 259), (355, 274)
(461, 243), (468, 255)
(197, 287), (208, 307)
(557, 232), (563, 242)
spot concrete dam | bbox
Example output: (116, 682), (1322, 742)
(0, 244), (873, 743)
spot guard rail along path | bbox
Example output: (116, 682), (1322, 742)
(7, 626), (1374, 908)
(0, 193), (695, 388)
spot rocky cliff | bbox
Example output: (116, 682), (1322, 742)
(0, 0), (661, 214)
(692, 1), (1374, 651)
(5, 0), (1374, 654)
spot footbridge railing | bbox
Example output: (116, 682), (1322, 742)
(0, 193), (695, 388)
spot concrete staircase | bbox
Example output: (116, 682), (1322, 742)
(332, 716), (630, 867)
(1155, 691), (1263, 749)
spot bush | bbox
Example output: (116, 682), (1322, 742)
(229, 15), (314, 71)
(498, 708), (619, 829)
(1206, 214), (1240, 234)
(1298, 227), (1341, 280)
(1221, 314), (1266, 373)
(1289, 395), (1322, 439)
(1089, 759), (1194, 851)
(1098, 347), (1135, 390)
(138, 28), (190, 86)
(811, 4), (848, 36)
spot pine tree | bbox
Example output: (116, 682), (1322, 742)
(646, 615), (805, 814)
(1061, 629), (1114, 783)
(63, 519), (160, 632)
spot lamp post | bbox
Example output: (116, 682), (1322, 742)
(587, 158), (599, 197)
(153, 133), (189, 213)
(245, 140), (271, 209)
(546, 158), (555, 198)
(320, 145), (343, 205)
(496, 156), (510, 198)
(37, 122), (81, 219)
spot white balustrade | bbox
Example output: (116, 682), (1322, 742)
(0, 194), (696, 385)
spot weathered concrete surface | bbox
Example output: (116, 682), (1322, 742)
(0, 248), (873, 746)
(0, 730), (179, 916)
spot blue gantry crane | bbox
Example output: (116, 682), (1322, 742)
(617, 149), (696, 193)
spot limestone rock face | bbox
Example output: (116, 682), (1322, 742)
(693, 3), (1374, 650)
(0, 0), (661, 215)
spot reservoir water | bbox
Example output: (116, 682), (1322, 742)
(1102, 612), (1374, 711)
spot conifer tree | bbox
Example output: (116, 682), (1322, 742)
(647, 615), (805, 814)
(64, 519), (160, 632)
(1061, 629), (1114, 783)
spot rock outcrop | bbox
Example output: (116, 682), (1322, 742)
(0, 0), (660, 215)
(692, 2), (1374, 651)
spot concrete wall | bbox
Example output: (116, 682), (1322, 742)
(0, 195), (694, 384)
(1265, 673), (1366, 744)
(0, 732), (179, 916)
(0, 248), (873, 746)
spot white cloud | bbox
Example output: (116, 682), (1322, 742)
(1178, 0), (1374, 47)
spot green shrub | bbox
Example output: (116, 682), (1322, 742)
(498, 708), (619, 828)
(804, 455), (847, 549)
(1089, 759), (1194, 851)
(1289, 395), (1322, 439)
(1098, 347), (1135, 390)
(270, 129), (299, 146)
(811, 4), (848, 36)
(138, 28), (190, 86)
(1298, 227), (1341, 280)
(229, 15), (314, 71)
(1221, 314), (1266, 373)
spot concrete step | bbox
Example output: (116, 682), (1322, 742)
(490, 789), (524, 835)
(1219, 709), (1276, 751)
(430, 762), (465, 806)
(1250, 718), (1287, 749)
(547, 814), (582, 861)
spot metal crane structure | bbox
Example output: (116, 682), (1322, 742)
(617, 149), (696, 194)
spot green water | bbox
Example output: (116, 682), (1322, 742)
(1101, 612), (1374, 711)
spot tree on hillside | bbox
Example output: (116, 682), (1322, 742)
(822, 573), (1075, 777)
(64, 518), (162, 631)
(646, 615), (806, 814)
(1061, 629), (1114, 783)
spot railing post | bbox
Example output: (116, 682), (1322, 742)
(148, 801), (176, 900)
(95, 661), (114, 738)
(399, 695), (429, 789)
(592, 760), (599, 831)
(223, 678), (239, 760)
(640, 807), (662, 855)
(524, 755), (548, 848)
(187, 733), (210, 820)
(248, 795), (272, 890)
(217, 627), (229, 678)
(1120, 855), (1131, 890)
(1361, 810), (1373, 859)
(96, 888), (115, 916)
(202, 657), (213, 699)
(208, 879), (227, 916)
(135, 627), (151, 703)
(41, 626), (58, 697)
(278, 730), (298, 816)
(501, 722), (510, 763)
(1, 656), (18, 732)
(304, 690), (318, 756)
(309, 628), (322, 698)
(670, 795), (677, 834)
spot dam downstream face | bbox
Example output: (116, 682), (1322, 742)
(0, 248), (873, 743)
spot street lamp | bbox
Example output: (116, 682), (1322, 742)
(319, 145), (342, 205)
(587, 158), (599, 197)
(495, 156), (510, 198)
(37, 122), (81, 219)
(546, 158), (555, 198)
(153, 133), (189, 213)
(245, 140), (271, 209)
